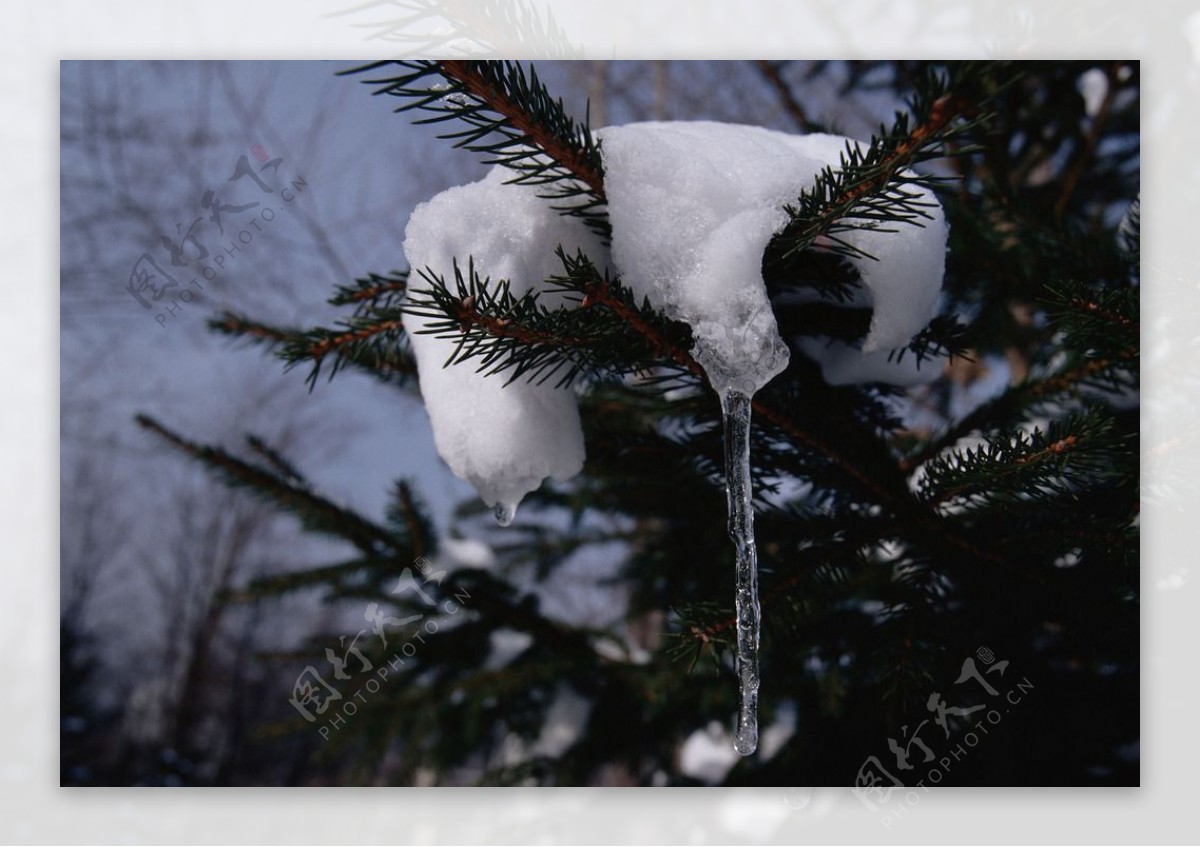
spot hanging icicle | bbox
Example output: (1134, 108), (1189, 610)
(721, 388), (761, 756)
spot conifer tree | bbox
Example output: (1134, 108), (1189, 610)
(139, 60), (1139, 786)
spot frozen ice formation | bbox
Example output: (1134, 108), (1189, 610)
(402, 121), (949, 516)
(599, 121), (797, 395)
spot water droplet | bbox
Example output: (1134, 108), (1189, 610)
(721, 388), (760, 757)
(734, 722), (758, 756)
(493, 502), (516, 527)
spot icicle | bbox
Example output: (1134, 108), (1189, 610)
(494, 501), (517, 527)
(720, 388), (760, 756)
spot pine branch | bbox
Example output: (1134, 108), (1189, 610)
(1029, 350), (1138, 399)
(300, 316), (407, 371)
(329, 269), (409, 314)
(898, 267), (1138, 477)
(224, 556), (377, 602)
(407, 248), (997, 571)
(342, 60), (608, 236)
(1043, 277), (1139, 354)
(762, 247), (863, 304)
(672, 547), (856, 662)
(888, 315), (973, 367)
(899, 344), (1137, 476)
(245, 434), (308, 487)
(210, 310), (418, 389)
(135, 414), (400, 555)
(917, 411), (1125, 508)
(403, 247), (911, 515)
(403, 250), (693, 388)
(208, 311), (292, 345)
(439, 60), (604, 197)
(386, 480), (436, 562)
(764, 64), (1004, 267)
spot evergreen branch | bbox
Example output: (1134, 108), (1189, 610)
(899, 345), (1137, 475)
(439, 60), (605, 200)
(762, 247), (864, 304)
(917, 412), (1124, 507)
(750, 401), (896, 505)
(208, 311), (292, 346)
(1043, 278), (1139, 353)
(294, 316), (415, 388)
(1061, 296), (1135, 329)
(342, 60), (608, 236)
(387, 480), (436, 562)
(403, 251), (691, 388)
(245, 434), (307, 487)
(569, 260), (705, 381)
(410, 250), (991, 564)
(1028, 350), (1138, 399)
(223, 557), (377, 602)
(209, 310), (418, 388)
(899, 273), (1137, 476)
(134, 415), (399, 555)
(405, 249), (957, 537)
(765, 64), (1001, 267)
(329, 270), (409, 314)
(302, 316), (407, 364)
(752, 389), (1008, 566)
(282, 313), (414, 389)
(888, 315), (973, 366)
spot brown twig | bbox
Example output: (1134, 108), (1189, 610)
(451, 295), (587, 348)
(929, 433), (1085, 507)
(581, 280), (702, 377)
(212, 313), (291, 343)
(439, 60), (606, 203)
(1030, 348), (1137, 398)
(395, 480), (429, 561)
(1067, 297), (1136, 328)
(308, 319), (405, 361)
(337, 277), (408, 305)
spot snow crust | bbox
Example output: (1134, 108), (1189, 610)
(402, 122), (949, 512)
(600, 122), (947, 388)
(403, 167), (602, 516)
